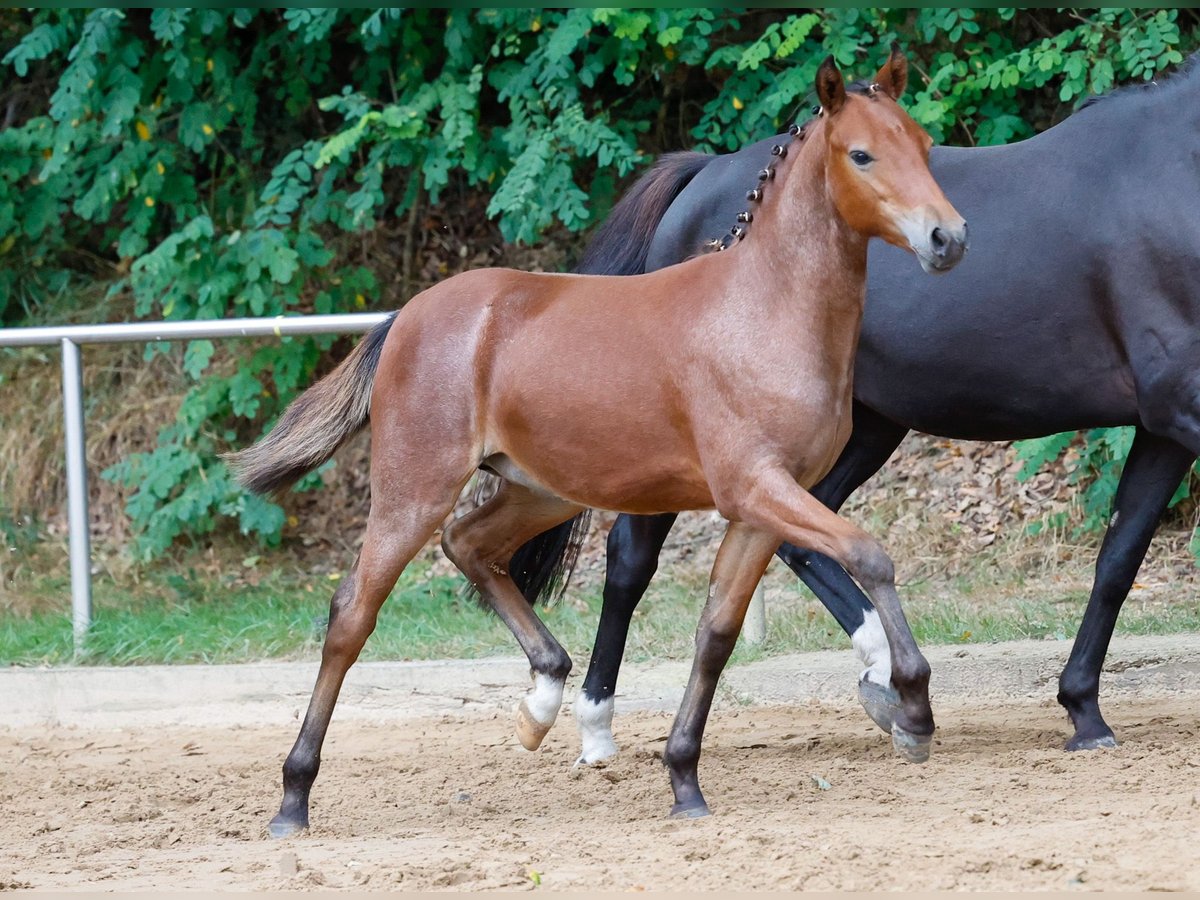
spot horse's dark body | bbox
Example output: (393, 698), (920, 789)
(520, 59), (1200, 760)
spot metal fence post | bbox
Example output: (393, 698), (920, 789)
(60, 338), (92, 655)
(743, 580), (767, 645)
(0, 314), (391, 645)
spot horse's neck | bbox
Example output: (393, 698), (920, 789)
(732, 138), (869, 334)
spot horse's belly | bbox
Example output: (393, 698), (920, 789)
(484, 370), (716, 513)
(487, 444), (714, 515)
(855, 348), (1137, 441)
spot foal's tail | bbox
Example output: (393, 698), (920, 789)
(226, 314), (396, 496)
(508, 151), (710, 606)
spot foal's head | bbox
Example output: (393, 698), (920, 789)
(816, 47), (968, 273)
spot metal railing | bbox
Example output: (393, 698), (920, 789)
(0, 313), (391, 653)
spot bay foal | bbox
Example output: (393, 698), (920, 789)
(231, 50), (967, 831)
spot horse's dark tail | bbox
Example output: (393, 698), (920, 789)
(225, 314), (396, 496)
(574, 151), (711, 276)
(508, 151), (711, 605)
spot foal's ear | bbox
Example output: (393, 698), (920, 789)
(872, 42), (908, 100)
(815, 55), (846, 116)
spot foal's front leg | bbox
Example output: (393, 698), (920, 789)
(775, 404), (910, 732)
(664, 523), (779, 817)
(731, 466), (934, 760)
(441, 480), (585, 750)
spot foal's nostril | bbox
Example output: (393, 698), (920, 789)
(930, 227), (948, 255)
(925, 223), (967, 270)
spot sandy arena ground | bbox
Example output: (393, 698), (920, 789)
(1, 635), (1198, 892)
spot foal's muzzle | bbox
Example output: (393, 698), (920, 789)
(896, 208), (968, 275)
(912, 219), (969, 273)
(926, 222), (964, 271)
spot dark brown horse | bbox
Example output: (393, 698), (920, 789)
(230, 50), (966, 832)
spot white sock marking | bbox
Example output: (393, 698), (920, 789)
(851, 609), (893, 687)
(574, 694), (618, 766)
(523, 672), (565, 728)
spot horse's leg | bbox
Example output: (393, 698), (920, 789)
(1057, 427), (1194, 750)
(665, 522), (779, 817)
(774, 403), (909, 731)
(270, 487), (464, 838)
(726, 466), (933, 761)
(575, 512), (678, 765)
(441, 481), (586, 750)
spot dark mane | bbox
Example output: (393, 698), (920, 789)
(1077, 49), (1200, 111)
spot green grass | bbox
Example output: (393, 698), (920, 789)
(3, 550), (1200, 667)
(2, 558), (698, 666)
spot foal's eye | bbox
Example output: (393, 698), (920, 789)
(849, 150), (873, 167)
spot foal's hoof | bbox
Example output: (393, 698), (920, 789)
(857, 678), (901, 734)
(267, 815), (307, 840)
(516, 699), (552, 751)
(1066, 732), (1118, 752)
(669, 799), (711, 819)
(891, 724), (932, 764)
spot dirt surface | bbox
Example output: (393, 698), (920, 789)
(2, 637), (1199, 892)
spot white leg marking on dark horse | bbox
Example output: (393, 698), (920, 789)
(574, 693), (618, 766)
(851, 608), (893, 687)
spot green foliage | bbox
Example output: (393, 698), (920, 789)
(1, 8), (1198, 556)
(1017, 427), (1194, 537)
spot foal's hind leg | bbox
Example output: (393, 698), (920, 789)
(270, 479), (469, 838)
(441, 480), (585, 750)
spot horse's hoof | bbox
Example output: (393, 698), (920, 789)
(1066, 733), (1118, 752)
(858, 678), (901, 734)
(516, 699), (551, 751)
(573, 748), (619, 768)
(267, 816), (307, 840)
(575, 731), (619, 767)
(575, 694), (618, 765)
(891, 724), (932, 763)
(669, 800), (711, 819)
